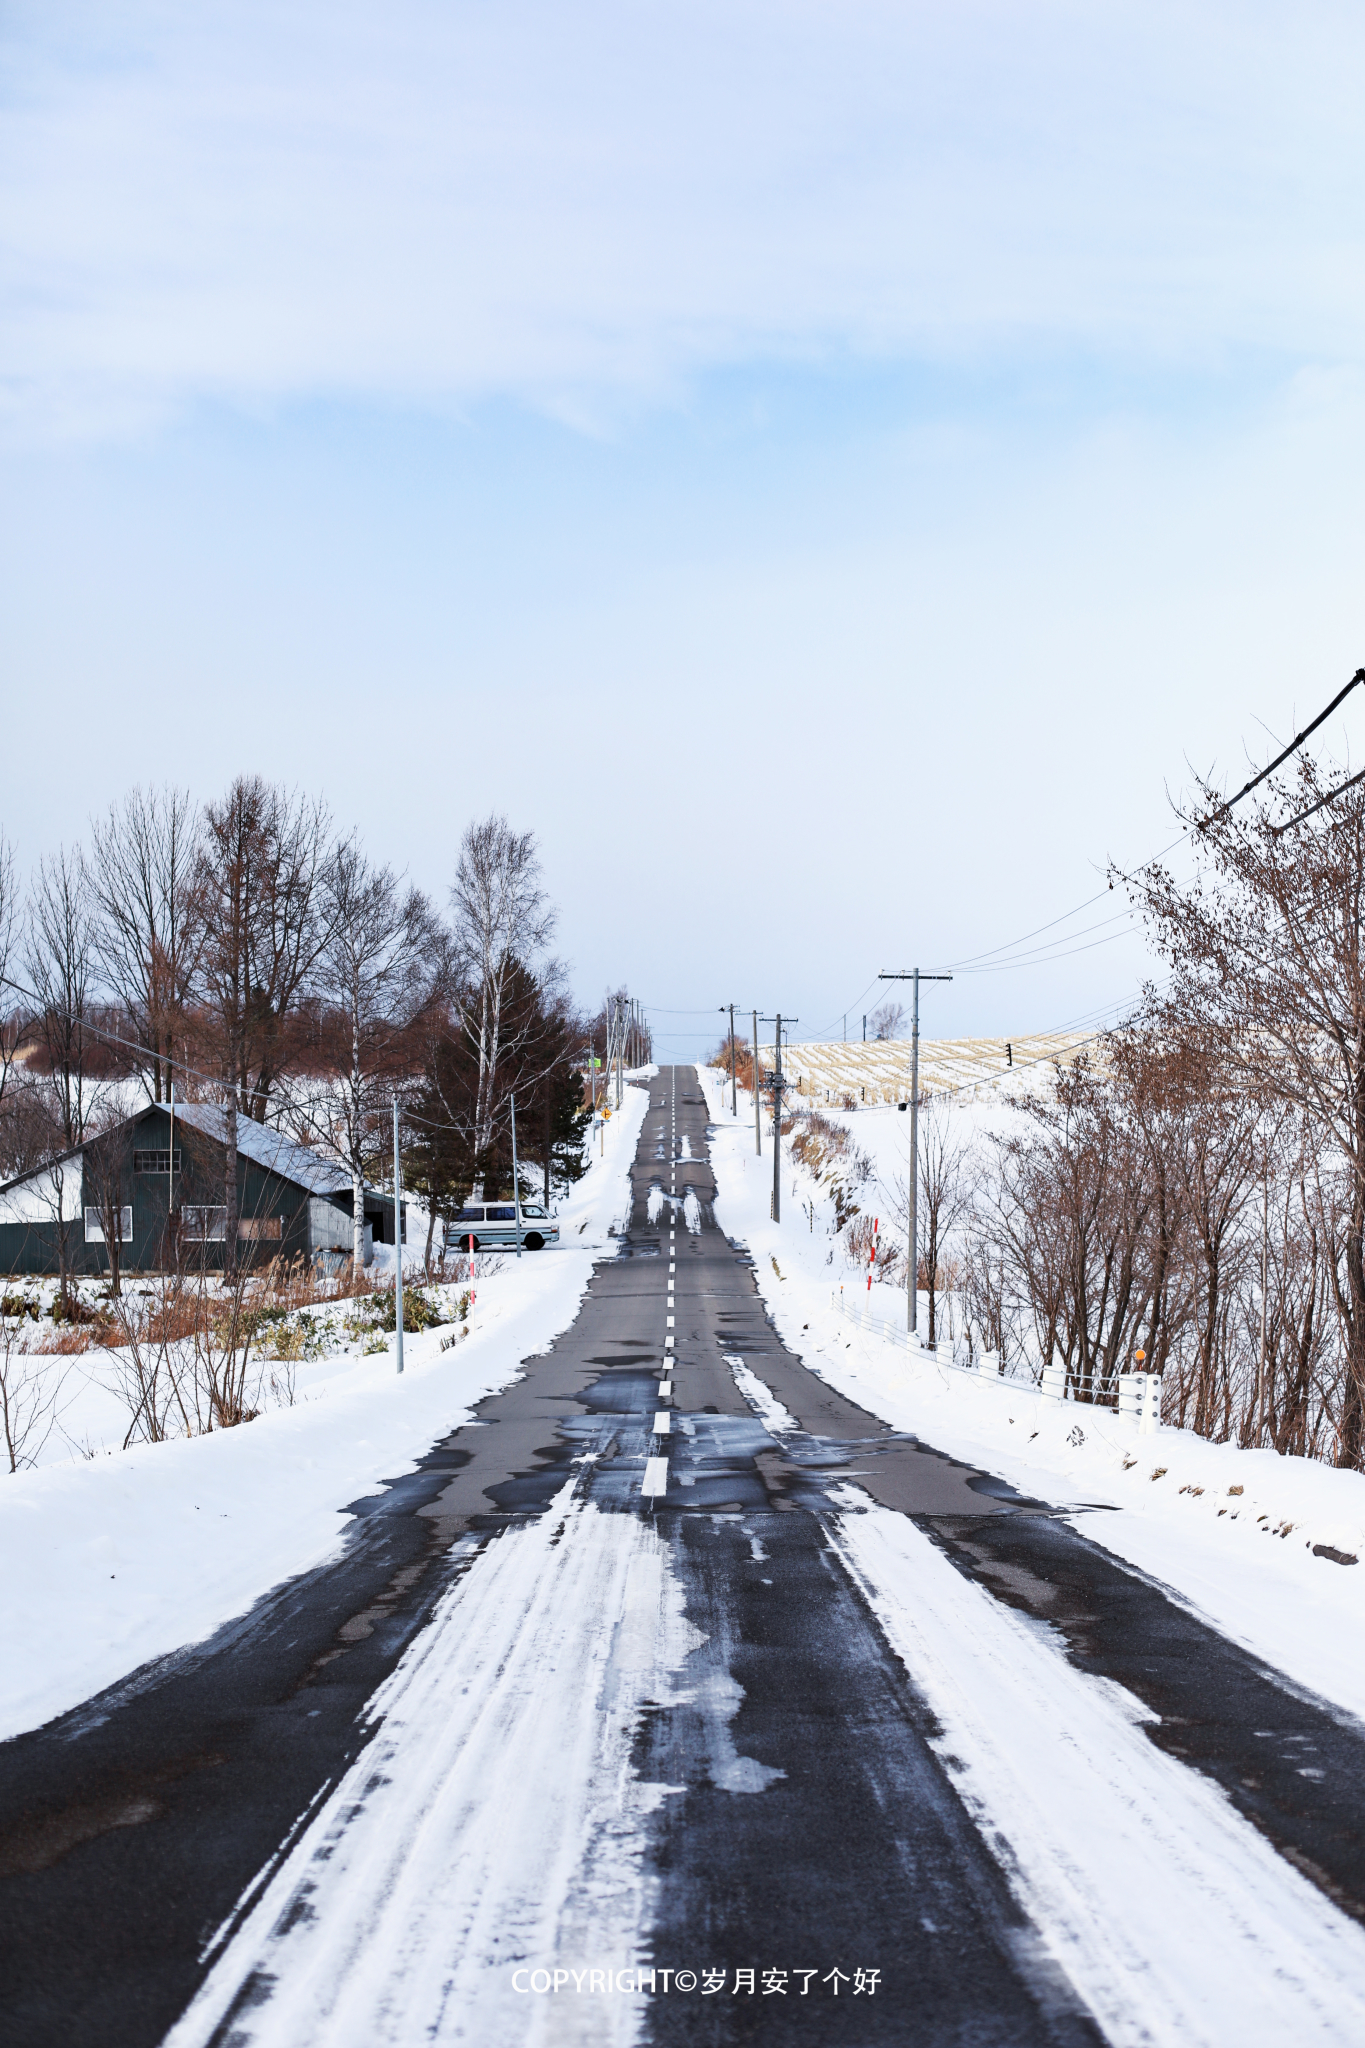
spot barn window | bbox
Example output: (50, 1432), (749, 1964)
(134, 1149), (183, 1174)
(84, 1207), (132, 1243)
(237, 1217), (283, 1241)
(182, 1205), (227, 1241)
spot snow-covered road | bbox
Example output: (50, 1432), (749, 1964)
(8, 1067), (1365, 2048)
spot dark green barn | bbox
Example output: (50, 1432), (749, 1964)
(0, 1103), (403, 1277)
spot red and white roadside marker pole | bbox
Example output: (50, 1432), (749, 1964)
(862, 1218), (879, 1324)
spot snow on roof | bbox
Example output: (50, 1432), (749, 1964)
(169, 1103), (355, 1197)
(0, 1100), (382, 1207)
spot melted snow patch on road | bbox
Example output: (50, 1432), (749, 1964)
(828, 1495), (1365, 2048)
(724, 1355), (797, 1436)
(165, 1484), (696, 2048)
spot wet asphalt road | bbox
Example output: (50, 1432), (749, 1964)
(3, 1067), (1365, 2046)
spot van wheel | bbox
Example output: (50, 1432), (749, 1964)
(525, 1232), (545, 1251)
(468, 1237), (482, 1253)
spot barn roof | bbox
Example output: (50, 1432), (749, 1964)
(0, 1100), (364, 1205)
(168, 1103), (356, 1197)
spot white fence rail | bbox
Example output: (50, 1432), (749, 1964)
(832, 1289), (1161, 1435)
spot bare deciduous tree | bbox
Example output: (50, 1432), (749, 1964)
(25, 849), (98, 1302)
(88, 784), (203, 1102)
(894, 1092), (977, 1347)
(0, 1314), (68, 1472)
(196, 778), (336, 1276)
(0, 832), (27, 1168)
(310, 843), (442, 1271)
(450, 816), (556, 1197)
(1133, 764), (1365, 1465)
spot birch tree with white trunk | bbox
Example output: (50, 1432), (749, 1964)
(450, 817), (556, 1198)
(316, 844), (441, 1271)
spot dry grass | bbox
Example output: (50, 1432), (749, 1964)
(29, 1325), (103, 1355)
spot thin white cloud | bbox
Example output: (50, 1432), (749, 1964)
(3, 0), (1365, 436)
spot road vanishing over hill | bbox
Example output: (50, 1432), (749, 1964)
(5, 1071), (1365, 2045)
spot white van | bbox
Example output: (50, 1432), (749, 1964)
(445, 1201), (559, 1252)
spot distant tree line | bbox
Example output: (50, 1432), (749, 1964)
(0, 783), (646, 1278)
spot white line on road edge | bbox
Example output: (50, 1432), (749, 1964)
(641, 1457), (670, 1497)
(653, 1412), (671, 1435)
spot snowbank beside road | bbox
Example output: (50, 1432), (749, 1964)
(695, 1065), (1365, 1725)
(0, 1083), (650, 1744)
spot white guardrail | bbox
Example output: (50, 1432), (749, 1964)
(832, 1289), (1162, 1436)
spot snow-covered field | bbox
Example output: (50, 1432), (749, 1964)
(0, 1082), (651, 1742)
(695, 1063), (1365, 1725)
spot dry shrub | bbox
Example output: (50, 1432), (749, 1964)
(789, 1111), (873, 1232)
(710, 1037), (754, 1094)
(848, 1214), (902, 1280)
(145, 1293), (212, 1345)
(32, 1325), (102, 1356)
(789, 1110), (862, 1175)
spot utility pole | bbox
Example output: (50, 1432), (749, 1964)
(772, 1013), (783, 1222)
(510, 1091), (523, 1260)
(167, 1078), (175, 1254)
(878, 970), (952, 1337)
(719, 1004), (740, 1116)
(752, 1008), (761, 1155)
(393, 1096), (405, 1375)
(759, 1013), (798, 1220)
(544, 1091), (552, 1208)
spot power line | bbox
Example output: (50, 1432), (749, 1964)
(1272, 762), (1365, 836)
(950, 924), (1142, 976)
(1211, 667), (1365, 821)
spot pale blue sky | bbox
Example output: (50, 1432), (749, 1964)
(4, 2), (1365, 1058)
